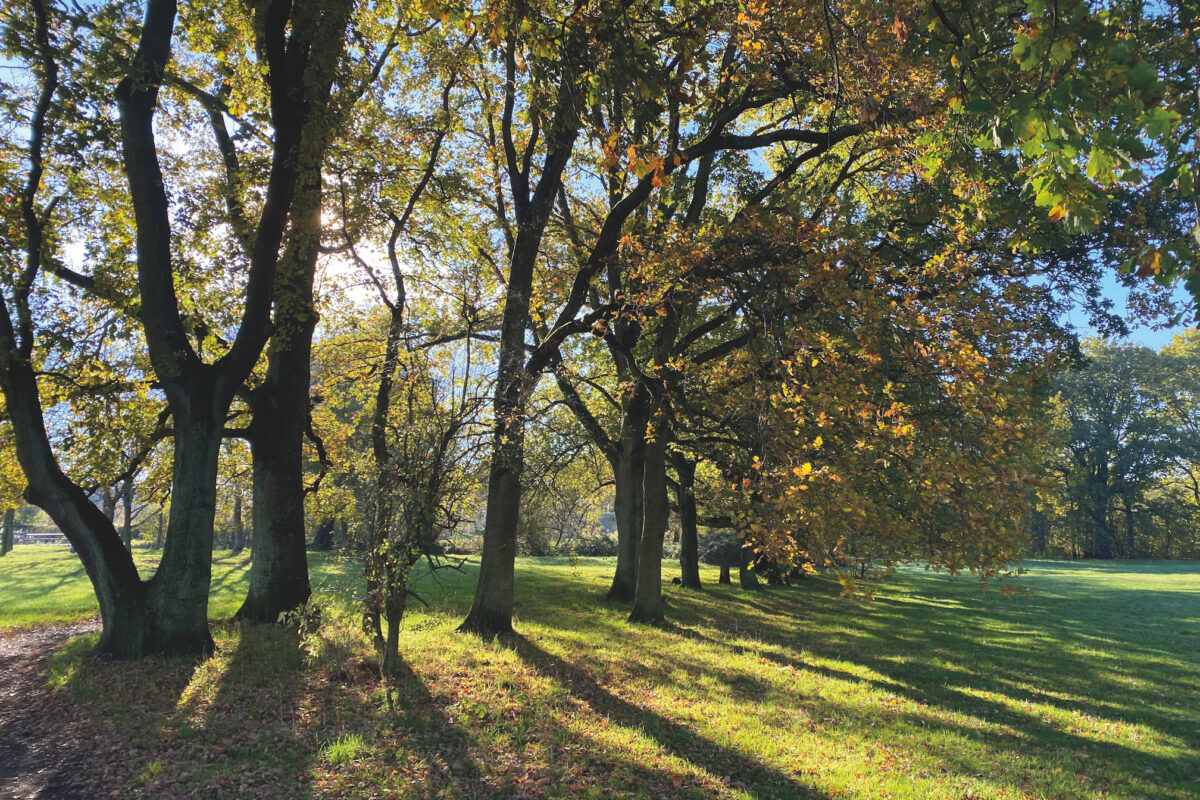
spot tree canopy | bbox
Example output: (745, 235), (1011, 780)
(0, 0), (1195, 657)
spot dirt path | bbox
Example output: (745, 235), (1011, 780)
(0, 621), (120, 800)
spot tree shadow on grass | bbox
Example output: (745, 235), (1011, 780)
(661, 573), (1200, 797)
(501, 631), (834, 800)
(73, 622), (318, 799)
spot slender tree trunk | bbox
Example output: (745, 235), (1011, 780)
(155, 511), (164, 550)
(629, 427), (669, 624)
(1, 508), (13, 555)
(460, 226), (544, 637)
(1121, 491), (1136, 558)
(231, 491), (244, 554)
(607, 386), (650, 601)
(674, 455), (701, 589)
(121, 482), (133, 551)
(739, 544), (761, 591)
(380, 585), (407, 677)
(102, 486), (115, 523)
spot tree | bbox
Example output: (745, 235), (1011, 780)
(1037, 338), (1200, 559)
(457, 0), (944, 634)
(0, 0), (352, 656)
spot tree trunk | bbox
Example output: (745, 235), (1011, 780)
(674, 455), (701, 589)
(121, 482), (133, 551)
(607, 385), (650, 602)
(460, 224), (546, 638)
(311, 518), (333, 551)
(238, 390), (311, 620)
(629, 429), (669, 624)
(739, 544), (761, 591)
(719, 564), (731, 584)
(155, 511), (164, 550)
(1121, 491), (1136, 558)
(1084, 476), (1113, 558)
(236, 145), (325, 623)
(459, 425), (523, 636)
(142, 411), (221, 655)
(0, 311), (149, 655)
(380, 587), (407, 678)
(1, 508), (13, 555)
(230, 491), (244, 554)
(101, 486), (115, 523)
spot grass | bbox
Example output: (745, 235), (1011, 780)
(0, 546), (257, 629)
(2, 544), (1198, 799)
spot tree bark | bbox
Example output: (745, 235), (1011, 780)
(1, 508), (13, 555)
(674, 455), (701, 589)
(459, 47), (580, 637)
(239, 328), (314, 620)
(233, 0), (351, 623)
(719, 564), (731, 584)
(607, 385), (650, 601)
(629, 425), (669, 624)
(1, 294), (147, 655)
(230, 491), (245, 554)
(739, 544), (761, 591)
(121, 482), (133, 551)
(1120, 490), (1136, 558)
(459, 222), (544, 637)
(142, 410), (221, 655)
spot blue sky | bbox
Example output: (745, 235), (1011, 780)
(1064, 272), (1194, 350)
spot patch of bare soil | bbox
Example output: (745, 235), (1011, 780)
(0, 621), (120, 800)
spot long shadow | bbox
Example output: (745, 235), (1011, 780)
(171, 622), (314, 798)
(660, 570), (1200, 793)
(357, 656), (490, 797)
(502, 632), (834, 800)
(320, 648), (735, 799)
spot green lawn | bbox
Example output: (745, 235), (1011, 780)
(2, 546), (1198, 799)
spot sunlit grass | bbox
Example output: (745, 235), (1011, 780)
(0, 545), (255, 630)
(9, 549), (1200, 798)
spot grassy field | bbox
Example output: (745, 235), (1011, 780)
(1, 546), (1198, 799)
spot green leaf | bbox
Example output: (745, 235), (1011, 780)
(1140, 107), (1178, 140)
(1126, 61), (1158, 91)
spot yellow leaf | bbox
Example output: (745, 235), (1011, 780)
(1047, 204), (1066, 223)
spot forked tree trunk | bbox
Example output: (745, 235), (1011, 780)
(629, 429), (669, 624)
(674, 455), (701, 589)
